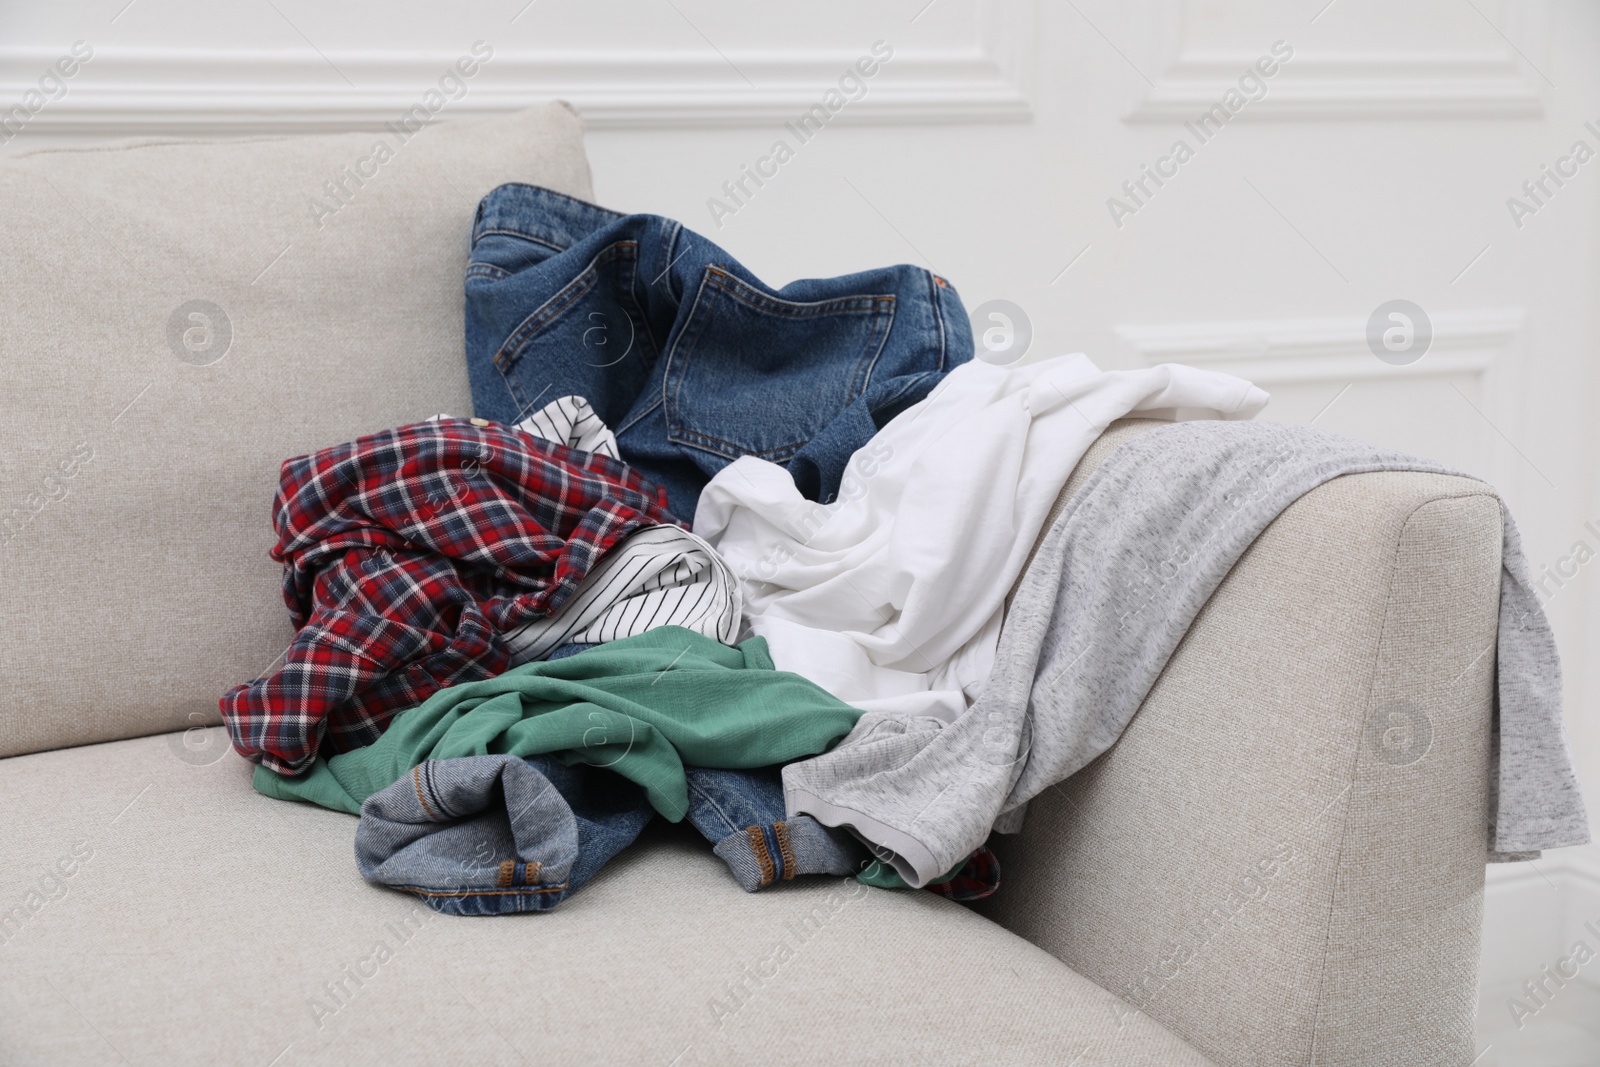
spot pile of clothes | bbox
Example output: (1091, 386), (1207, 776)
(223, 184), (1589, 916)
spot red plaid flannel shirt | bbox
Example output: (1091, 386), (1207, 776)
(221, 418), (676, 775)
(926, 847), (1000, 902)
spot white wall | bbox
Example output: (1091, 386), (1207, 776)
(5, 0), (1598, 1040)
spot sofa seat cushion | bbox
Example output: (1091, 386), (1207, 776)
(0, 730), (1214, 1066)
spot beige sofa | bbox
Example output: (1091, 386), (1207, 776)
(0, 104), (1494, 1066)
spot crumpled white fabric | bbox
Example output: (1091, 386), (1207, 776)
(691, 354), (1269, 719)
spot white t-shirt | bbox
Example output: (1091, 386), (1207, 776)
(693, 354), (1269, 719)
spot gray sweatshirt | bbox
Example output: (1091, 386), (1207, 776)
(783, 420), (1590, 886)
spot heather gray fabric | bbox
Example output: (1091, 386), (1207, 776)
(785, 420), (1589, 885)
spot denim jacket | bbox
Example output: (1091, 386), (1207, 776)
(465, 184), (972, 520)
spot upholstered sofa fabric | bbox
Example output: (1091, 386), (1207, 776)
(0, 431), (1505, 1067)
(0, 111), (1508, 1066)
(0, 729), (1215, 1066)
(0, 104), (593, 760)
(981, 462), (1500, 1066)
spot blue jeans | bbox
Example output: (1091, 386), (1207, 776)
(355, 754), (654, 917)
(355, 757), (863, 915)
(464, 184), (972, 521)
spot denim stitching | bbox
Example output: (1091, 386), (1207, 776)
(706, 268), (887, 317)
(394, 884), (568, 898)
(662, 268), (717, 451)
(665, 269), (890, 462)
(411, 767), (441, 822)
(613, 393), (664, 442)
(421, 761), (457, 821)
(686, 778), (740, 838)
(746, 825), (775, 888)
(927, 270), (949, 372)
(774, 821), (796, 881)
(491, 242), (638, 372)
(471, 183), (628, 248)
(845, 297), (895, 400)
(620, 233), (662, 368)
(473, 227), (566, 254)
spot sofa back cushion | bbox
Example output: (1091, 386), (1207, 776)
(0, 104), (593, 758)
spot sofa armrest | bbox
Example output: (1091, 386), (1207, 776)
(979, 427), (1502, 1067)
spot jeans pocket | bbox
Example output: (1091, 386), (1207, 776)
(487, 241), (654, 423)
(467, 233), (562, 283)
(665, 267), (895, 463)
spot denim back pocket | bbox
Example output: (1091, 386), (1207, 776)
(665, 267), (895, 463)
(483, 241), (657, 427)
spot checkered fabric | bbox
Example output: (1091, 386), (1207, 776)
(221, 417), (677, 776)
(925, 847), (1001, 902)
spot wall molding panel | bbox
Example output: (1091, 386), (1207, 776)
(1129, 53), (1544, 121)
(1113, 308), (1525, 385)
(1114, 307), (1531, 499)
(1125, 0), (1545, 120)
(0, 2), (1036, 134)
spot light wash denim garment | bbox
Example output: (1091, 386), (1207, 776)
(352, 640), (871, 916)
(464, 184), (972, 521)
(356, 756), (869, 915)
(355, 754), (653, 917)
(684, 765), (870, 892)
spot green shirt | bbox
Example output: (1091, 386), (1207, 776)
(253, 627), (865, 820)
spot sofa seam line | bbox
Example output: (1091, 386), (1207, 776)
(1304, 487), (1497, 1063)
